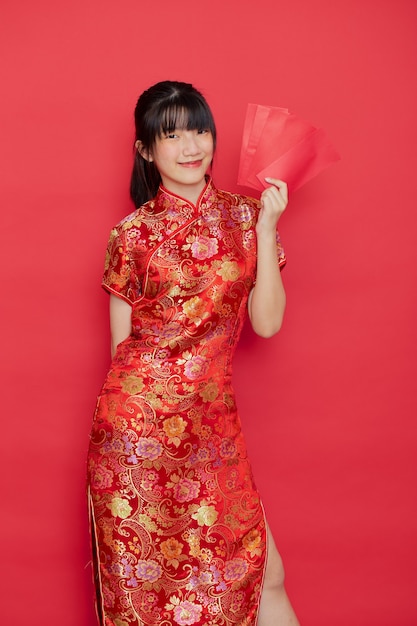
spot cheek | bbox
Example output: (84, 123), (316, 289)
(204, 137), (214, 157)
(152, 145), (175, 165)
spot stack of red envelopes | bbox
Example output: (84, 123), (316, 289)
(238, 104), (340, 193)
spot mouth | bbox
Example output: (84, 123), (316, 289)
(179, 160), (203, 167)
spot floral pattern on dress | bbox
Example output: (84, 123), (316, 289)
(88, 179), (286, 626)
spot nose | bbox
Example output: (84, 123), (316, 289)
(182, 131), (201, 156)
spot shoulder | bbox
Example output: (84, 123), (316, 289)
(105, 204), (155, 267)
(114, 199), (154, 231)
(108, 198), (157, 243)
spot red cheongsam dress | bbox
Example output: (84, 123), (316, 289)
(87, 178), (286, 626)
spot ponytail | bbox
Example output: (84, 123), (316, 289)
(130, 150), (161, 208)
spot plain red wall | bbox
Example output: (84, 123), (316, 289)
(1, 1), (416, 624)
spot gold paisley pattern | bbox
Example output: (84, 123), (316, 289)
(88, 179), (286, 626)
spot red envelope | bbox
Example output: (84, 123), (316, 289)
(238, 104), (340, 193)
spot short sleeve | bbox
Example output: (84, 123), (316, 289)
(102, 226), (135, 304)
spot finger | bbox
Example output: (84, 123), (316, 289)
(264, 177), (288, 203)
(264, 177), (287, 187)
(261, 185), (287, 210)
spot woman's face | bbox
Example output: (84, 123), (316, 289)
(148, 127), (214, 202)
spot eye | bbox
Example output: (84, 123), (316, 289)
(165, 132), (179, 139)
(197, 128), (209, 135)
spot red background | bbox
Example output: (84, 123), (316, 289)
(1, 1), (416, 624)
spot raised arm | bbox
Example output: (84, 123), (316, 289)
(109, 294), (132, 357)
(248, 178), (288, 338)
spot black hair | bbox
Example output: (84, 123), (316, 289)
(130, 81), (217, 207)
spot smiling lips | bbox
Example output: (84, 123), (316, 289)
(179, 160), (203, 167)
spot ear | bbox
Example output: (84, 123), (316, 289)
(135, 139), (153, 162)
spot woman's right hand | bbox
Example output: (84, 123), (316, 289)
(257, 178), (288, 235)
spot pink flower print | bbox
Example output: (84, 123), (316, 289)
(219, 438), (237, 459)
(156, 348), (170, 360)
(191, 235), (218, 260)
(141, 469), (159, 491)
(230, 203), (255, 224)
(173, 477), (200, 503)
(199, 570), (213, 584)
(197, 447), (211, 462)
(126, 228), (146, 251)
(184, 355), (210, 380)
(135, 559), (162, 583)
(224, 558), (249, 582)
(135, 437), (163, 461)
(154, 321), (182, 349)
(242, 230), (256, 251)
(173, 600), (203, 625)
(158, 321), (182, 340)
(203, 207), (221, 222)
(91, 464), (114, 490)
(207, 601), (221, 615)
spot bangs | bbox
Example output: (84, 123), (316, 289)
(138, 83), (217, 151)
(147, 93), (216, 143)
(159, 103), (213, 134)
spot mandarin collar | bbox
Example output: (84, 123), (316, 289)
(156, 177), (215, 210)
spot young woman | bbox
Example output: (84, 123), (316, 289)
(88, 80), (299, 626)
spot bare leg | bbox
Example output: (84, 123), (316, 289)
(257, 524), (300, 626)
